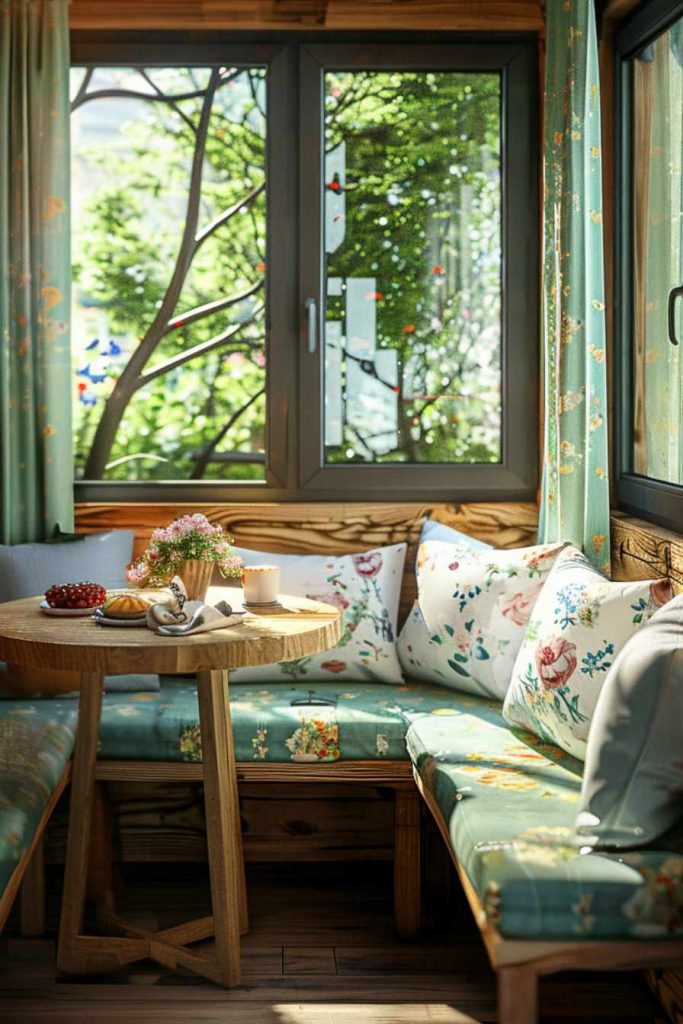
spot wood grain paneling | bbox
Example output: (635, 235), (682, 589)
(70, 0), (544, 31)
(46, 781), (397, 865)
(610, 512), (683, 592)
(74, 500), (539, 627)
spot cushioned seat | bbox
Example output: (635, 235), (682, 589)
(0, 699), (76, 895)
(98, 678), (475, 763)
(406, 698), (683, 941)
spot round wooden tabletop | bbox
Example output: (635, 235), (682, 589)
(0, 590), (341, 675)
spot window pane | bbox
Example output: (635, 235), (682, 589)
(71, 66), (267, 481)
(323, 70), (502, 466)
(632, 23), (683, 485)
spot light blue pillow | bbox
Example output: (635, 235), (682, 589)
(419, 519), (493, 551)
(576, 593), (683, 849)
(0, 531), (134, 603)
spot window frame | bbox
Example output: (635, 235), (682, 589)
(299, 41), (539, 500)
(615, 0), (683, 532)
(71, 32), (539, 504)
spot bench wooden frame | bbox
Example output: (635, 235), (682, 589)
(414, 766), (683, 1024)
(93, 759), (421, 940)
(0, 764), (71, 936)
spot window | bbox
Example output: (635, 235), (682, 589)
(71, 37), (538, 502)
(616, 1), (683, 530)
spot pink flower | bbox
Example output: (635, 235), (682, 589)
(650, 580), (673, 608)
(502, 584), (543, 627)
(352, 551), (383, 578)
(535, 638), (577, 690)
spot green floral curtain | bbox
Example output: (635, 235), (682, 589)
(0, 0), (73, 544)
(539, 0), (611, 574)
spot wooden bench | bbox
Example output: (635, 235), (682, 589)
(75, 500), (536, 940)
(69, 500), (682, 1020)
(1, 767), (71, 938)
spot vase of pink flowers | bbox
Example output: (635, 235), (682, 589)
(126, 513), (243, 602)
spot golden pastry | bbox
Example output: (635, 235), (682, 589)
(102, 593), (153, 618)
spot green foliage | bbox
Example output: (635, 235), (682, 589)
(72, 65), (501, 480)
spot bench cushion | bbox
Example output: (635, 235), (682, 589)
(0, 699), (76, 895)
(407, 699), (683, 940)
(98, 678), (467, 763)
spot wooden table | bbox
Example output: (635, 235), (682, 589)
(0, 593), (340, 986)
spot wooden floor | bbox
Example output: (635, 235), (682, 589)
(0, 862), (666, 1024)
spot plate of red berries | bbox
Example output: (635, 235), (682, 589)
(41, 582), (107, 616)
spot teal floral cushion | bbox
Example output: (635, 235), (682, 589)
(230, 545), (406, 684)
(0, 699), (76, 897)
(397, 542), (564, 699)
(502, 546), (673, 759)
(97, 678), (467, 763)
(407, 705), (683, 940)
(577, 594), (683, 848)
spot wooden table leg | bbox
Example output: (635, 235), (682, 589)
(57, 672), (105, 974)
(197, 669), (245, 987)
(87, 781), (116, 929)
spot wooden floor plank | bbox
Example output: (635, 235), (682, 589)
(283, 947), (337, 975)
(335, 945), (490, 975)
(0, 1004), (482, 1024)
(0, 863), (663, 1024)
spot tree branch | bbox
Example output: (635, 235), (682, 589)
(193, 182), (265, 254)
(190, 387), (265, 479)
(138, 320), (264, 388)
(71, 68), (243, 113)
(84, 68), (222, 478)
(137, 69), (197, 134)
(70, 67), (94, 112)
(165, 281), (262, 335)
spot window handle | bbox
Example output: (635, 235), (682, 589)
(667, 284), (683, 346)
(305, 297), (317, 355)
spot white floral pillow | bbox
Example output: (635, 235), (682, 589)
(230, 543), (406, 683)
(398, 541), (565, 699)
(502, 546), (673, 759)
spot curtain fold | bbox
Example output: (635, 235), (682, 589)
(539, 0), (611, 574)
(0, 0), (73, 544)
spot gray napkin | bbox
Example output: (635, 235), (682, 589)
(146, 599), (245, 637)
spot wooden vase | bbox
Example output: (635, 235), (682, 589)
(178, 559), (214, 602)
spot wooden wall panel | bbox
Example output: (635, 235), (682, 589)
(46, 782), (396, 865)
(610, 512), (683, 593)
(70, 0), (544, 32)
(75, 500), (539, 627)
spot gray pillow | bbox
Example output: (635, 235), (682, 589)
(0, 531), (135, 603)
(576, 593), (683, 849)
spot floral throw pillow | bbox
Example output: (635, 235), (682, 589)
(502, 546), (673, 760)
(230, 543), (406, 683)
(398, 541), (565, 699)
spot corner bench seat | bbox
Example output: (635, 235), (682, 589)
(407, 702), (683, 941)
(96, 677), (464, 762)
(2, 678), (681, 960)
(0, 700), (75, 929)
